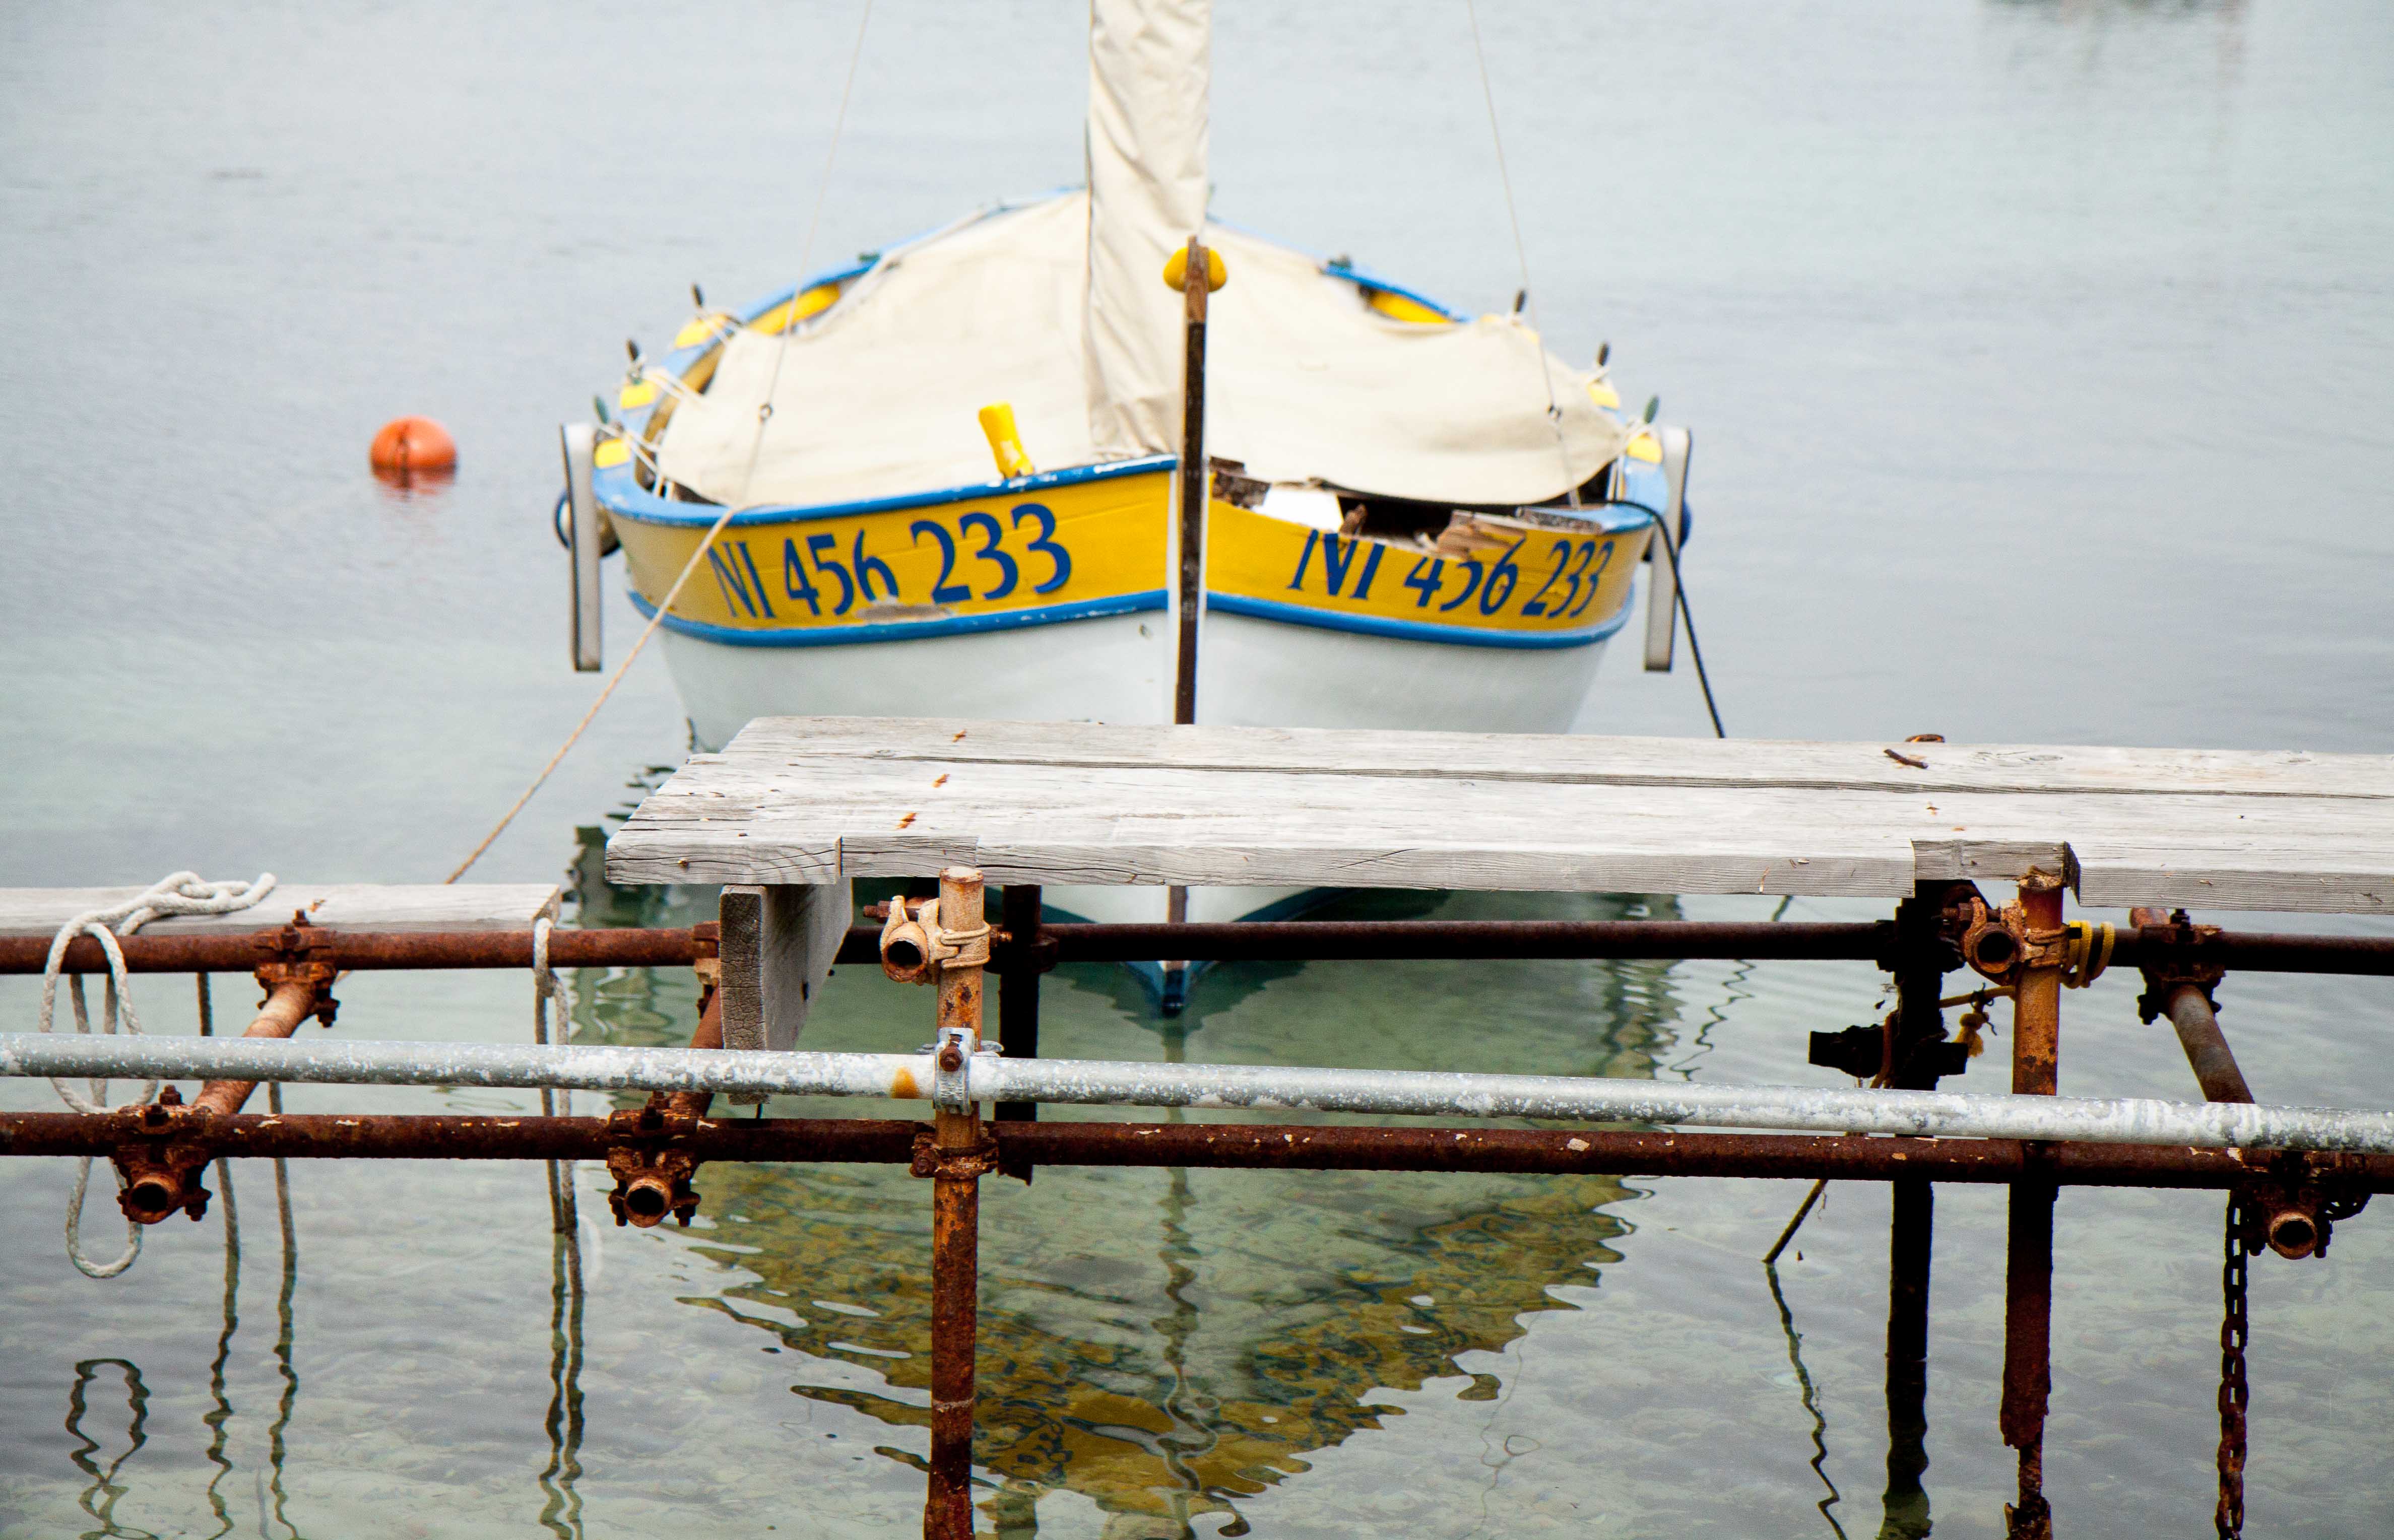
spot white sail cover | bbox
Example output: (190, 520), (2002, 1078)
(1084, 0), (1210, 459)
(655, 192), (1634, 511)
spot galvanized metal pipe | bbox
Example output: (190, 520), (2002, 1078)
(11, 1033), (2394, 1153)
(0, 1033), (933, 1101)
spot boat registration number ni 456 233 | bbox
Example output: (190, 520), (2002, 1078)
(617, 468), (1647, 645)
(616, 469), (1173, 637)
(1206, 505), (1651, 641)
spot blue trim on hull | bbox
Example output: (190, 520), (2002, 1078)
(1207, 593), (1634, 650)
(598, 454), (1179, 530)
(628, 587), (1167, 647)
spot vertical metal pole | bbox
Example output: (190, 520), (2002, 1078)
(1883, 880), (1947, 1537)
(995, 884), (1042, 1130)
(1884, 1180), (1934, 1539)
(925, 867), (986, 1540)
(2002, 872), (2064, 1540)
(1173, 236), (1209, 728)
(1163, 237), (1212, 1001)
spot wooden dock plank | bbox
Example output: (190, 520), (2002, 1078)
(722, 717), (2394, 801)
(0, 884), (563, 939)
(605, 719), (2394, 914)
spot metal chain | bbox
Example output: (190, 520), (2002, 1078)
(2216, 1194), (2249, 1539)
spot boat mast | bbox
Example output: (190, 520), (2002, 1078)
(1084, 0), (1210, 458)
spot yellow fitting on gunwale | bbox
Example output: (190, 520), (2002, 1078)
(978, 403), (1035, 480)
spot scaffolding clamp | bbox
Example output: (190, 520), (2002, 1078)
(602, 1106), (704, 1229)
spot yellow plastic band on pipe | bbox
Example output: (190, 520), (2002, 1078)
(1161, 245), (1228, 293)
(977, 403), (1035, 480)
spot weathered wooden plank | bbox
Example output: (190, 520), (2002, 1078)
(0, 884), (562, 939)
(716, 883), (852, 1055)
(604, 720), (2394, 914)
(618, 757), (2394, 856)
(720, 717), (2394, 801)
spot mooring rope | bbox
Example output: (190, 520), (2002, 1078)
(447, 1), (875, 886)
(532, 917), (582, 1238)
(37, 872), (278, 1278)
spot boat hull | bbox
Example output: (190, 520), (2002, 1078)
(594, 275), (1671, 1001)
(659, 604), (1620, 968)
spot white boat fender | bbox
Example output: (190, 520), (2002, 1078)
(1644, 425), (1692, 673)
(560, 423), (613, 673)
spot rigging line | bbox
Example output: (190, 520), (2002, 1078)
(735, 0), (877, 508)
(1656, 505), (1727, 739)
(1604, 498), (1727, 738)
(1465, 0), (1580, 506)
(448, 0), (874, 884)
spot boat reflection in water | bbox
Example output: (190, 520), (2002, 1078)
(699, 1144), (1632, 1534)
(571, 872), (1691, 1534)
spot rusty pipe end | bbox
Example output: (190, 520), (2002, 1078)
(117, 1169), (208, 1225)
(2264, 1205), (2322, 1260)
(1966, 925), (2021, 978)
(881, 924), (930, 982)
(879, 896), (937, 984)
(618, 1176), (678, 1228)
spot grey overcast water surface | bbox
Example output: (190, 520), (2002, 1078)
(4, 2), (2392, 1536)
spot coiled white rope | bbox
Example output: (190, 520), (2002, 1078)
(39, 872), (277, 1278)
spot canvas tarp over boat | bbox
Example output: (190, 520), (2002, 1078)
(653, 190), (1633, 513)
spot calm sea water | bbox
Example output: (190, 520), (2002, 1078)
(5, 1), (2392, 1535)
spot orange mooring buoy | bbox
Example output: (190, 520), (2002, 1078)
(369, 417), (457, 479)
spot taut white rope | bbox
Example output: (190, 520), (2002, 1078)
(447, 3), (875, 883)
(531, 917), (583, 1236)
(37, 872), (277, 1278)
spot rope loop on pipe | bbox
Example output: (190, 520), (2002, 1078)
(33, 871), (276, 1278)
(2061, 921), (2116, 989)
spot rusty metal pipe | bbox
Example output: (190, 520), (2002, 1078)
(925, 866), (988, 1540)
(2000, 875), (2064, 1539)
(2161, 986), (2255, 1106)
(6, 925), (711, 977)
(2111, 926), (2394, 978)
(17, 917), (2388, 978)
(15, 1111), (2394, 1188)
(649, 990), (724, 1120)
(1022, 919), (2394, 971)
(2128, 906), (2256, 1106)
(993, 919), (1898, 965)
(994, 885), (1042, 1132)
(190, 977), (320, 1118)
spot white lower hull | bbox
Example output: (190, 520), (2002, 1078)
(663, 607), (1622, 743)
(660, 605), (1625, 965)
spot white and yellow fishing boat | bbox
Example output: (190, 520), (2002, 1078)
(556, 1), (1694, 976)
